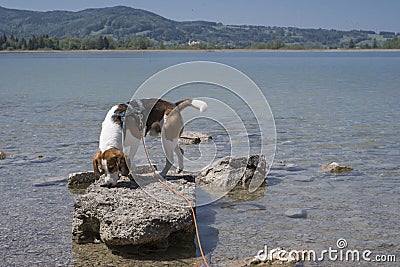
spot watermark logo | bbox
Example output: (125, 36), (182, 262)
(255, 238), (397, 264)
(336, 238), (348, 249)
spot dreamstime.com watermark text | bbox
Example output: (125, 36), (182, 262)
(256, 239), (397, 263)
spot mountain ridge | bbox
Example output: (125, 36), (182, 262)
(0, 5), (396, 49)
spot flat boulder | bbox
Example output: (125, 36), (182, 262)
(72, 176), (195, 249)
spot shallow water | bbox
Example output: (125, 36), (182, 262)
(0, 51), (399, 266)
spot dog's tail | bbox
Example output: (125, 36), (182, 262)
(175, 99), (207, 112)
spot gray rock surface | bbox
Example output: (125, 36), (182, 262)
(68, 166), (157, 188)
(322, 162), (353, 173)
(72, 176), (195, 248)
(197, 155), (267, 190)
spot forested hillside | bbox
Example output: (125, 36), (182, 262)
(0, 6), (398, 49)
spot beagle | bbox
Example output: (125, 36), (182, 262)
(93, 98), (207, 188)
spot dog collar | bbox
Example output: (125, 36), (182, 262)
(111, 110), (127, 127)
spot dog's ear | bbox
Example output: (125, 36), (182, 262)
(116, 151), (130, 177)
(93, 149), (105, 177)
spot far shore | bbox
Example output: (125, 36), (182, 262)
(1, 48), (400, 54)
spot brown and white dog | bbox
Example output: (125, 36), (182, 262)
(93, 98), (207, 188)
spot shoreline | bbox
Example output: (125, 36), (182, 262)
(1, 48), (400, 54)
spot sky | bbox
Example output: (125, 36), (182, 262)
(0, 0), (398, 33)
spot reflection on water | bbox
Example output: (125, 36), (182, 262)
(72, 241), (197, 266)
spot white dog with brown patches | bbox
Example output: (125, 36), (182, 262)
(93, 98), (207, 188)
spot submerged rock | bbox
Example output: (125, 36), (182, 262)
(322, 162), (353, 173)
(249, 247), (305, 266)
(285, 209), (308, 219)
(197, 155), (267, 191)
(72, 176), (195, 249)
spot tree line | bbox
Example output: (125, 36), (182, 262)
(0, 34), (154, 51)
(1, 34), (400, 51)
(381, 37), (400, 49)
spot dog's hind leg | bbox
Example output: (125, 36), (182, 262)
(175, 145), (184, 173)
(122, 116), (141, 172)
(160, 154), (173, 178)
(160, 138), (177, 177)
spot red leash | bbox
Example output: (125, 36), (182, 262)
(140, 135), (210, 267)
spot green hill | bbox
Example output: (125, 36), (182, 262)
(0, 5), (395, 49)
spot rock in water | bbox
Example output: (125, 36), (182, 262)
(179, 131), (212, 145)
(197, 155), (267, 191)
(322, 162), (353, 173)
(72, 178), (195, 248)
(0, 151), (6, 160)
(285, 209), (308, 219)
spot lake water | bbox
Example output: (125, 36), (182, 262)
(0, 51), (399, 266)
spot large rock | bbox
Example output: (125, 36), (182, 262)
(72, 176), (195, 248)
(197, 155), (267, 190)
(71, 154), (265, 250)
